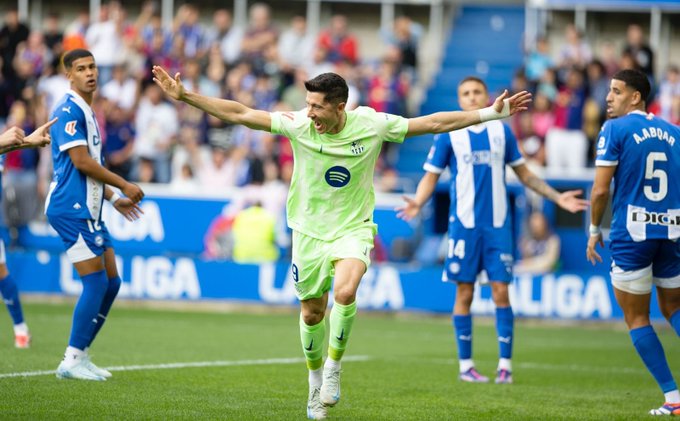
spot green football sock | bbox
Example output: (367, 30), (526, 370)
(328, 301), (357, 361)
(300, 314), (325, 370)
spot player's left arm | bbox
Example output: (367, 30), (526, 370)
(404, 90), (532, 137)
(586, 165), (616, 264)
(512, 163), (589, 213)
(0, 118), (57, 155)
(104, 186), (144, 222)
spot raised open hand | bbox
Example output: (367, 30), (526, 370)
(152, 65), (185, 101)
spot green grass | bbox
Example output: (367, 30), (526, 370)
(1, 301), (679, 420)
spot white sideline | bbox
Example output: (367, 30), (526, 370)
(430, 358), (646, 375)
(0, 355), (371, 379)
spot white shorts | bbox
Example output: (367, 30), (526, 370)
(611, 264), (680, 295)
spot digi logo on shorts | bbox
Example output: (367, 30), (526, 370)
(325, 166), (351, 188)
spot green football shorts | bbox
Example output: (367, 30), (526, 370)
(291, 224), (377, 301)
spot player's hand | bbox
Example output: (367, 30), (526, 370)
(0, 126), (25, 148)
(152, 65), (186, 101)
(122, 182), (144, 203)
(586, 232), (604, 265)
(395, 195), (422, 221)
(24, 118), (58, 148)
(113, 198), (144, 222)
(493, 90), (532, 116)
(556, 189), (589, 213)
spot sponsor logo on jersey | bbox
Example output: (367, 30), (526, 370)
(62, 106), (71, 114)
(64, 120), (77, 136)
(325, 166), (351, 188)
(631, 210), (680, 226)
(350, 141), (365, 155)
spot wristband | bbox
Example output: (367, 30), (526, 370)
(478, 99), (511, 122)
(107, 192), (122, 204)
(589, 224), (602, 236)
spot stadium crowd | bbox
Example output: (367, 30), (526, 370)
(514, 22), (679, 170)
(0, 2), (420, 223)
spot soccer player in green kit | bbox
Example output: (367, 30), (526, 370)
(152, 65), (531, 420)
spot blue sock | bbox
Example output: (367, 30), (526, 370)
(496, 306), (514, 359)
(453, 314), (472, 360)
(670, 309), (680, 337)
(69, 271), (107, 350)
(0, 274), (24, 325)
(87, 276), (121, 348)
(630, 325), (678, 393)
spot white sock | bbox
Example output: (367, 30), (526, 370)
(459, 359), (474, 373)
(309, 368), (322, 389)
(665, 390), (680, 404)
(324, 357), (341, 372)
(498, 358), (512, 371)
(13, 322), (28, 335)
(63, 346), (85, 368)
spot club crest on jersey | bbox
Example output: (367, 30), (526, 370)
(350, 141), (365, 155)
(325, 166), (351, 187)
(64, 120), (77, 136)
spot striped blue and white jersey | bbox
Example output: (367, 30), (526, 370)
(424, 120), (524, 229)
(596, 111), (680, 242)
(45, 90), (105, 220)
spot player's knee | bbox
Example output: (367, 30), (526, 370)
(333, 285), (356, 305)
(623, 312), (650, 330)
(301, 310), (324, 326)
(455, 283), (474, 306)
(491, 283), (510, 306)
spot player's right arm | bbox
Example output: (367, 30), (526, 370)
(152, 65), (271, 132)
(0, 118), (57, 155)
(68, 146), (144, 203)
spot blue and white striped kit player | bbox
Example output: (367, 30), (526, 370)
(424, 120), (524, 283)
(46, 89), (112, 262)
(596, 111), (680, 289)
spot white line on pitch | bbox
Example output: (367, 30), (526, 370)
(0, 355), (371, 379)
(428, 358), (645, 374)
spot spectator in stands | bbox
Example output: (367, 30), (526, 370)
(204, 9), (243, 67)
(36, 57), (69, 116)
(86, 2), (125, 85)
(381, 16), (422, 79)
(42, 12), (63, 58)
(281, 67), (309, 111)
(558, 24), (592, 72)
(656, 65), (680, 124)
(317, 15), (358, 65)
(132, 83), (178, 183)
(623, 24), (655, 85)
(514, 211), (560, 274)
(367, 54), (409, 115)
(546, 67), (588, 170)
(241, 3), (278, 75)
(62, 9), (89, 52)
(599, 40), (620, 77)
(0, 8), (30, 82)
(173, 3), (206, 60)
(278, 15), (314, 81)
(101, 64), (139, 115)
(536, 67), (558, 102)
(104, 103), (135, 179)
(14, 31), (52, 81)
(170, 162), (198, 193)
(524, 36), (554, 85)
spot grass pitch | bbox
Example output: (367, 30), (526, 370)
(1, 301), (678, 420)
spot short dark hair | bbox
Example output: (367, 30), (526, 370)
(612, 68), (651, 103)
(458, 76), (488, 92)
(304, 73), (348, 104)
(62, 49), (94, 70)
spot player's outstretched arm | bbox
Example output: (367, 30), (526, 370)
(152, 65), (271, 132)
(396, 172), (440, 221)
(586, 165), (615, 265)
(405, 90), (532, 138)
(0, 118), (57, 155)
(513, 164), (589, 213)
(0, 126), (25, 152)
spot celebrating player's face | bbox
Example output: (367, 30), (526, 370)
(605, 79), (636, 119)
(68, 56), (98, 95)
(305, 91), (345, 134)
(457, 81), (489, 112)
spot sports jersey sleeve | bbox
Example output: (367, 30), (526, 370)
(503, 124), (525, 167)
(51, 106), (88, 152)
(595, 121), (619, 166)
(374, 112), (408, 144)
(270, 110), (307, 141)
(423, 133), (451, 174)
